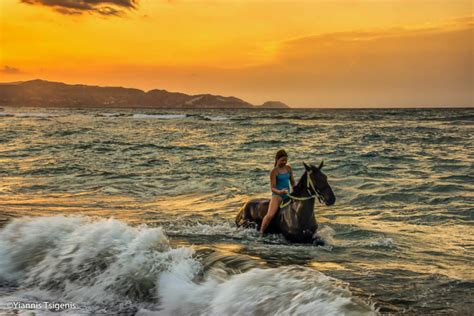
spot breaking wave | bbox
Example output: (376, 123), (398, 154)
(0, 216), (376, 315)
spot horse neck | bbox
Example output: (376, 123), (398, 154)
(288, 192), (316, 221)
(290, 171), (316, 212)
(293, 172), (312, 198)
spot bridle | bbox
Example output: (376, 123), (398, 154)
(279, 169), (327, 208)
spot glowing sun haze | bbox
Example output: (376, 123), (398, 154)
(1, 0), (473, 107)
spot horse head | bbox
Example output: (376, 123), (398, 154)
(303, 161), (336, 206)
(279, 161), (336, 243)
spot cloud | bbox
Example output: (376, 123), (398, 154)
(0, 66), (22, 74)
(213, 15), (473, 107)
(20, 0), (138, 16)
(143, 13), (468, 108)
(275, 15), (474, 60)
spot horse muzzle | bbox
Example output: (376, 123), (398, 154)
(326, 195), (335, 206)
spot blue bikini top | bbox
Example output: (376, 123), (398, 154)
(275, 171), (290, 190)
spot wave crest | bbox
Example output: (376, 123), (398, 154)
(0, 216), (376, 315)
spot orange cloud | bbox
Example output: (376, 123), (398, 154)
(232, 16), (474, 107)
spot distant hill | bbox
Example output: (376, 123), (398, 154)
(0, 79), (290, 109)
(256, 101), (290, 109)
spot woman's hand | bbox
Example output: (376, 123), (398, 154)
(279, 189), (288, 194)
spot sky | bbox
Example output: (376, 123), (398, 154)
(0, 0), (473, 108)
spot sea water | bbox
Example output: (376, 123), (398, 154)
(0, 107), (472, 315)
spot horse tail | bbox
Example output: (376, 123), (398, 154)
(235, 201), (248, 227)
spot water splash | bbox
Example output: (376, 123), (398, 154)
(0, 216), (376, 315)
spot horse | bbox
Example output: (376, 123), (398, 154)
(235, 161), (336, 244)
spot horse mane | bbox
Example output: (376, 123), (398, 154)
(292, 170), (308, 196)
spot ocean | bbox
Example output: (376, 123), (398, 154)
(0, 107), (472, 315)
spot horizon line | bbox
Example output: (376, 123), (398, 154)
(1, 78), (472, 109)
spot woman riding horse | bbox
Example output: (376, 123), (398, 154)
(236, 156), (336, 243)
(260, 149), (296, 235)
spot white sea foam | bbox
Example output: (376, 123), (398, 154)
(0, 216), (185, 307)
(366, 238), (395, 248)
(153, 265), (376, 316)
(339, 237), (396, 249)
(315, 224), (336, 246)
(203, 115), (228, 121)
(14, 113), (59, 118)
(167, 222), (259, 239)
(133, 114), (187, 119)
(169, 222), (335, 246)
(100, 186), (122, 193)
(0, 216), (376, 315)
(100, 112), (124, 117)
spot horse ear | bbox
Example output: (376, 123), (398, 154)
(318, 160), (324, 169)
(303, 162), (311, 171)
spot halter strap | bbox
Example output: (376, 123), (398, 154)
(279, 170), (323, 208)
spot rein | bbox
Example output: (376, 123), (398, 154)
(279, 170), (325, 208)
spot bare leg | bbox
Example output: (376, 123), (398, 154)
(260, 195), (282, 234)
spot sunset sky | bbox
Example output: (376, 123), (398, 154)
(1, 0), (472, 107)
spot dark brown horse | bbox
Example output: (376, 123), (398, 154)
(235, 161), (335, 244)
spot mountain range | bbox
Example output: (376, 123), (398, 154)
(0, 79), (290, 109)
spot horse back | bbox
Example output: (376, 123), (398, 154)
(235, 198), (270, 229)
